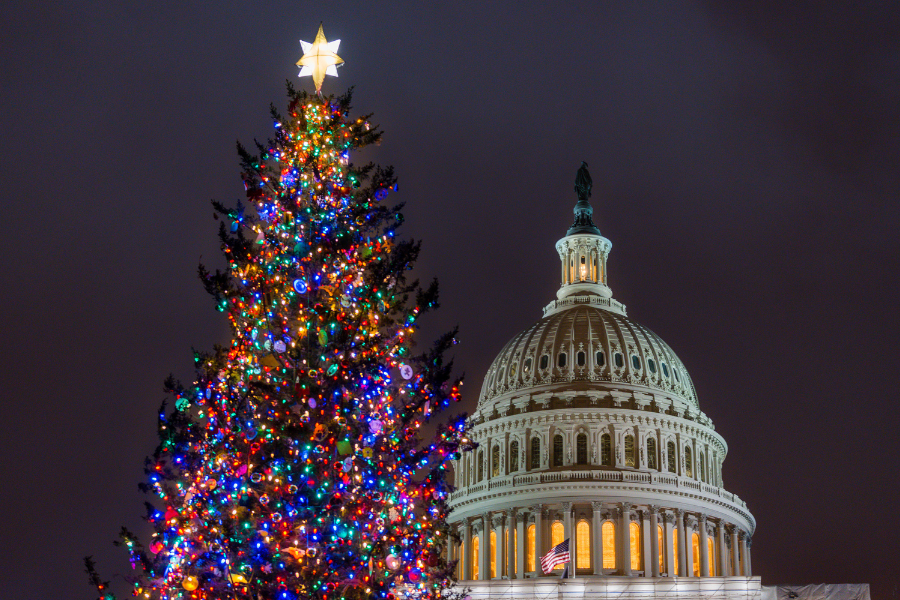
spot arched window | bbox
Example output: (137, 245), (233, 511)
(524, 357), (533, 374)
(667, 441), (676, 473)
(692, 532), (700, 577)
(699, 452), (705, 483)
(576, 351), (586, 367)
(510, 440), (519, 472)
(685, 446), (693, 478)
(601, 433), (612, 466)
(558, 352), (567, 368)
(631, 355), (641, 370)
(491, 445), (500, 477)
(576, 433), (588, 464)
(624, 435), (635, 467)
(614, 352), (624, 368)
(539, 354), (549, 370)
(477, 450), (484, 481)
(673, 367), (680, 381)
(490, 531), (497, 578)
(530, 437), (540, 469)
(526, 524), (536, 572)
(673, 528), (679, 575)
(472, 536), (479, 580)
(648, 358), (657, 373)
(708, 537), (715, 576)
(553, 434), (564, 467)
(657, 525), (665, 574)
(551, 521), (565, 570)
(602, 521), (616, 569)
(498, 367), (505, 385)
(647, 437), (658, 470)
(576, 520), (591, 569)
(630, 521), (642, 571)
(662, 362), (669, 377)
(596, 351), (606, 367)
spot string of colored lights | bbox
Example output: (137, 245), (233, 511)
(87, 86), (469, 600)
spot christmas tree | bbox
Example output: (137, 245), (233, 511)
(87, 29), (468, 600)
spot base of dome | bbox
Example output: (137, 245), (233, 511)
(454, 575), (762, 600)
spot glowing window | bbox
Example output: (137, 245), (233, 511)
(490, 531), (497, 578)
(491, 445), (500, 477)
(596, 351), (606, 367)
(625, 435), (635, 467)
(512, 528), (517, 573)
(510, 441), (519, 472)
(614, 352), (624, 368)
(673, 528), (679, 575)
(602, 521), (616, 569)
(601, 433), (612, 466)
(631, 355), (641, 370)
(577, 520), (591, 569)
(692, 532), (700, 577)
(667, 441), (676, 472)
(553, 434), (564, 467)
(708, 537), (715, 576)
(530, 437), (540, 469)
(551, 521), (565, 570)
(526, 524), (536, 572)
(558, 352), (567, 368)
(524, 357), (533, 374)
(576, 351), (586, 367)
(630, 521), (641, 570)
(685, 446), (693, 478)
(472, 536), (479, 580)
(647, 437), (658, 470)
(576, 433), (588, 464)
(540, 354), (549, 370)
(658, 525), (665, 574)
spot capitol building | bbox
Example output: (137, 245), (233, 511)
(447, 165), (761, 600)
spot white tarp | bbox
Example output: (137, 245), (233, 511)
(761, 584), (870, 600)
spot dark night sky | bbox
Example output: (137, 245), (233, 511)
(1, 2), (898, 599)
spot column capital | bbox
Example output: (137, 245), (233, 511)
(492, 514), (506, 528)
(529, 503), (543, 514)
(591, 501), (604, 512)
(698, 513), (708, 524)
(507, 507), (518, 519)
(674, 508), (685, 519)
(621, 501), (632, 513)
(663, 512), (676, 525)
(561, 501), (573, 511)
(647, 504), (661, 514)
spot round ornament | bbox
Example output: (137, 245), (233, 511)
(149, 540), (165, 554)
(399, 364), (413, 380)
(293, 278), (307, 294)
(274, 340), (286, 353)
(340, 295), (351, 308)
(182, 576), (199, 591)
(385, 554), (401, 571)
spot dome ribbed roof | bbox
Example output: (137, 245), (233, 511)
(477, 305), (698, 411)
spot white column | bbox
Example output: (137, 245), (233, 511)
(532, 504), (543, 576)
(649, 506), (660, 577)
(562, 502), (574, 575)
(642, 509), (652, 574)
(717, 521), (728, 577)
(730, 528), (740, 577)
(507, 509), (518, 579)
(620, 502), (632, 576)
(684, 516), (695, 577)
(480, 513), (491, 580)
(592, 502), (604, 575)
(462, 521), (472, 580)
(664, 512), (675, 577)
(699, 515), (710, 577)
(740, 532), (749, 576)
(516, 509), (526, 577)
(675, 509), (687, 577)
(494, 514), (505, 579)
(746, 536), (752, 576)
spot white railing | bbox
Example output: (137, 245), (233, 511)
(449, 469), (748, 510)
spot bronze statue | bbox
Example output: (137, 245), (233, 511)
(575, 161), (592, 200)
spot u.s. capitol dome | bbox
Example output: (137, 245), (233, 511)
(447, 164), (758, 600)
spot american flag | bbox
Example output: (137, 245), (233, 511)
(540, 539), (570, 574)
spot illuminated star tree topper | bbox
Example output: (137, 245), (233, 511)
(296, 23), (344, 92)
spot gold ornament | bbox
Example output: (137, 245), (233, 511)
(296, 24), (343, 92)
(182, 576), (199, 591)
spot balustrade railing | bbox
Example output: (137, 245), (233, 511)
(449, 469), (748, 510)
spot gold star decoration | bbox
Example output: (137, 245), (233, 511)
(296, 24), (343, 93)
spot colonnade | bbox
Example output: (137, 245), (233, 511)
(449, 503), (751, 581)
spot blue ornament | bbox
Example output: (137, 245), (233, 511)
(293, 279), (307, 294)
